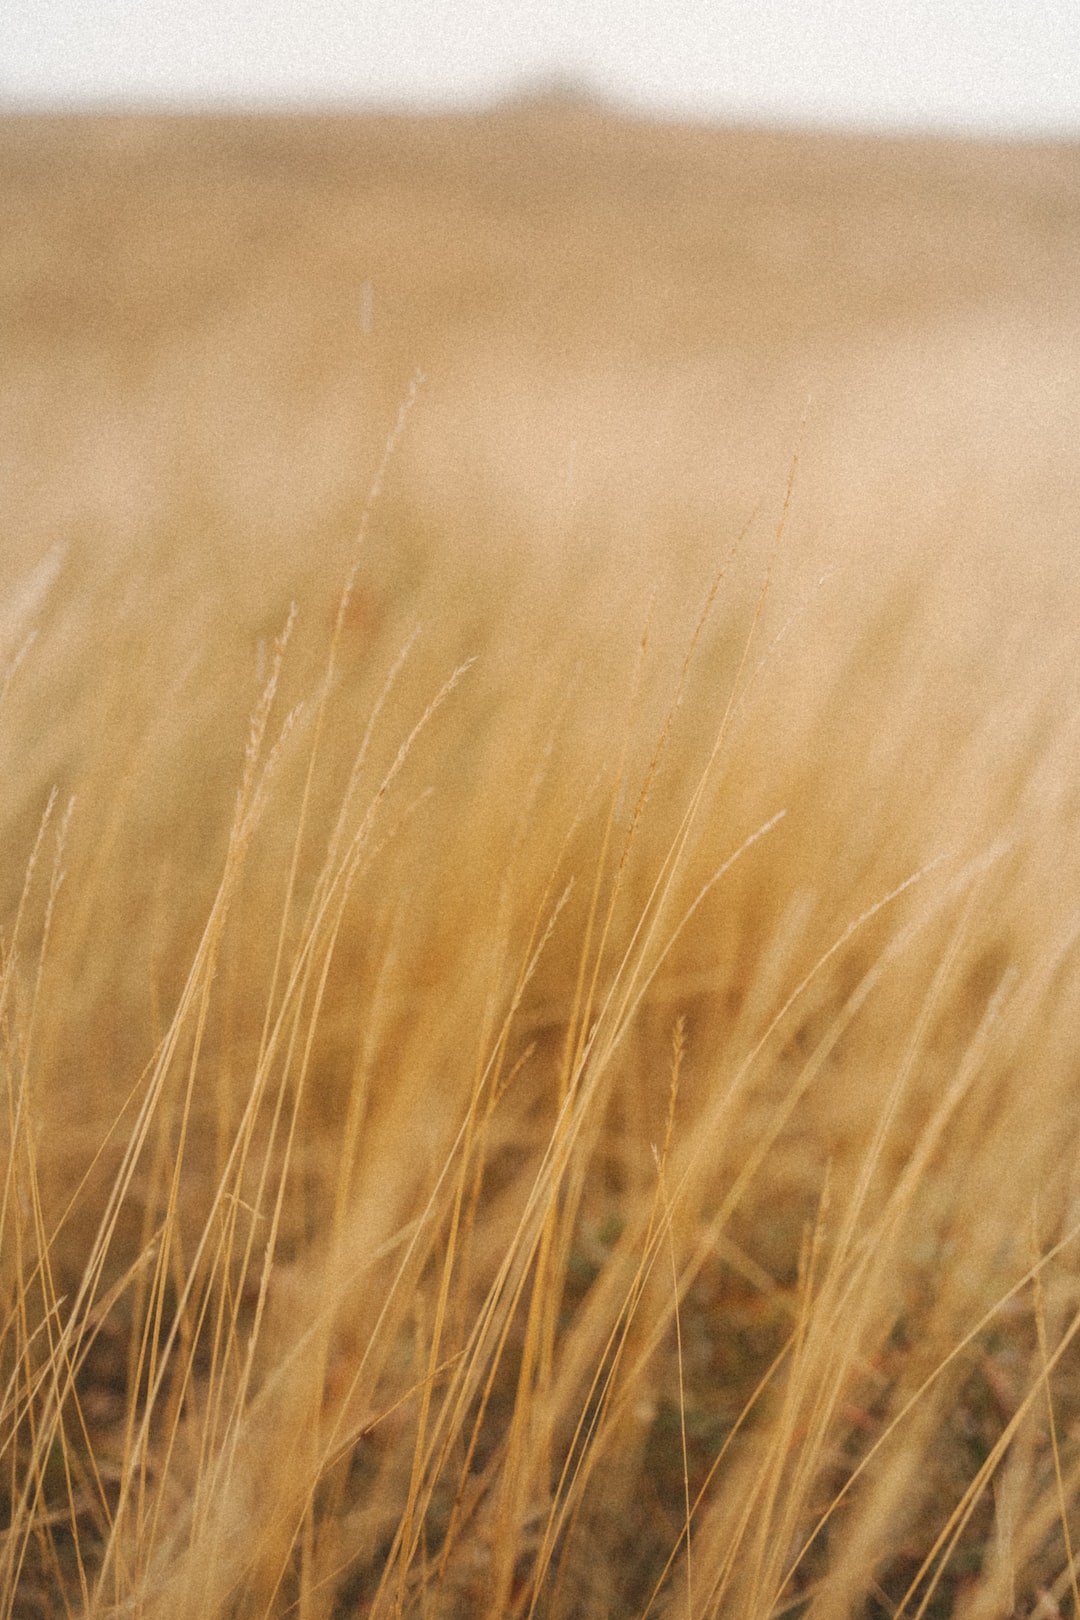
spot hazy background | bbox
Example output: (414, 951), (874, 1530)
(6, 0), (1080, 134)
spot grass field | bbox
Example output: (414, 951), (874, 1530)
(3, 98), (1080, 1618)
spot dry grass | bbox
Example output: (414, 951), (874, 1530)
(3, 100), (1080, 1618)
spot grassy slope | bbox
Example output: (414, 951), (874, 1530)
(2, 102), (1080, 1617)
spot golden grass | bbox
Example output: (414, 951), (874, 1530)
(3, 101), (1080, 1618)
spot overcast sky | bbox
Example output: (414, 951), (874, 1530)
(6, 0), (1080, 135)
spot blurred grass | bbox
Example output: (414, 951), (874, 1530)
(2, 99), (1080, 1619)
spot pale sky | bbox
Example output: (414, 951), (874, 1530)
(5, 0), (1080, 135)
